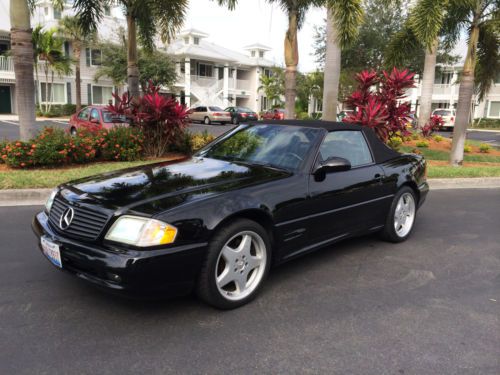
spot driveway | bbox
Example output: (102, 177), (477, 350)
(0, 189), (498, 374)
(437, 129), (500, 148)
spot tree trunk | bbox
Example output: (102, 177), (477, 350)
(43, 65), (49, 114)
(73, 42), (82, 111)
(10, 0), (36, 141)
(126, 14), (140, 101)
(449, 20), (480, 166)
(417, 39), (438, 129)
(322, 8), (341, 121)
(284, 9), (299, 119)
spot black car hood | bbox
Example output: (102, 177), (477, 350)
(60, 157), (291, 214)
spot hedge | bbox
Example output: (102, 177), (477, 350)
(472, 118), (500, 129)
(36, 104), (77, 118)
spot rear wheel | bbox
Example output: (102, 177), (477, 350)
(381, 186), (417, 243)
(204, 116), (211, 125)
(70, 127), (77, 137)
(232, 117), (239, 125)
(197, 219), (271, 309)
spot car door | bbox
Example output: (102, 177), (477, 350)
(306, 130), (393, 243)
(89, 108), (102, 129)
(75, 107), (90, 128)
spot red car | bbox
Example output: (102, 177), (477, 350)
(68, 106), (129, 136)
(260, 108), (285, 121)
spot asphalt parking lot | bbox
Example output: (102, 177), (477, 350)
(0, 189), (498, 374)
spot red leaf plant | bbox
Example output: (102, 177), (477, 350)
(107, 81), (189, 157)
(344, 67), (416, 143)
(421, 115), (444, 138)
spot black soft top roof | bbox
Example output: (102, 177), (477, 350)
(247, 120), (401, 164)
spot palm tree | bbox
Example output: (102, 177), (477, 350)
(58, 16), (93, 112)
(32, 26), (72, 114)
(258, 67), (285, 108)
(10, 0), (37, 140)
(321, 0), (363, 121)
(73, 0), (188, 101)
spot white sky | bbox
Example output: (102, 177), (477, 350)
(184, 0), (326, 72)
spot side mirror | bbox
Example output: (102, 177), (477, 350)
(313, 157), (351, 179)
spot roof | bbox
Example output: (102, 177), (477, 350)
(244, 43), (272, 51)
(247, 120), (401, 163)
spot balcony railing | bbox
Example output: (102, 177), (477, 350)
(0, 56), (13, 71)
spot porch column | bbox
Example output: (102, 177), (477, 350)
(184, 58), (191, 108)
(450, 70), (458, 109)
(232, 67), (237, 104)
(223, 64), (229, 107)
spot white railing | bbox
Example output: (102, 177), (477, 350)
(191, 75), (218, 87)
(433, 84), (453, 95)
(0, 56), (13, 71)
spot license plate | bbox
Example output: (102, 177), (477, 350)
(41, 236), (62, 268)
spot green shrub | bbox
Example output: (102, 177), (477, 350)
(99, 127), (144, 161)
(411, 132), (421, 140)
(433, 135), (444, 143)
(191, 131), (215, 151)
(472, 118), (500, 129)
(479, 143), (491, 153)
(416, 140), (429, 148)
(36, 104), (77, 118)
(388, 136), (403, 151)
(464, 145), (472, 153)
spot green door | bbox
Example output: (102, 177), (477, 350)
(0, 86), (11, 113)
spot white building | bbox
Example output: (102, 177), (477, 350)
(0, 1), (276, 115)
(408, 64), (500, 120)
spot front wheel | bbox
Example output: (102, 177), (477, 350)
(381, 187), (417, 243)
(196, 219), (271, 309)
(204, 116), (211, 125)
(232, 117), (239, 125)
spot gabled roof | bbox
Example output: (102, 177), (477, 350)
(244, 43), (272, 51)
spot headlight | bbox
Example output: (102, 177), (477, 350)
(105, 216), (178, 247)
(45, 189), (58, 212)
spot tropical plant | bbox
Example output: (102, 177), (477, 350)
(296, 70), (323, 113)
(343, 68), (415, 142)
(32, 26), (72, 114)
(95, 40), (177, 93)
(321, 0), (363, 120)
(74, 0), (188, 100)
(58, 16), (94, 112)
(258, 67), (285, 108)
(421, 115), (445, 137)
(10, 0), (37, 140)
(107, 82), (189, 157)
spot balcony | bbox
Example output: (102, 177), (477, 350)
(432, 84), (454, 95)
(0, 56), (13, 72)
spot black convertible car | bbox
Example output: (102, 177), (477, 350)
(33, 121), (428, 309)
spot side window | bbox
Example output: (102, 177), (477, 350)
(90, 109), (100, 121)
(78, 107), (89, 120)
(319, 131), (373, 167)
(200, 107), (207, 112)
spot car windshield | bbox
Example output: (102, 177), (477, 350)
(433, 110), (452, 117)
(196, 124), (322, 171)
(237, 107), (253, 112)
(102, 111), (127, 123)
(209, 106), (223, 111)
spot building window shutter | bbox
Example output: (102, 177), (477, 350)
(66, 82), (71, 104)
(87, 84), (92, 104)
(85, 48), (91, 66)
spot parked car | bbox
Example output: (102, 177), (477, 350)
(188, 106), (231, 125)
(432, 108), (456, 130)
(69, 106), (129, 136)
(225, 106), (259, 124)
(260, 108), (285, 120)
(33, 120), (428, 309)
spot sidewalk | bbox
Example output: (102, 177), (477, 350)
(0, 114), (70, 122)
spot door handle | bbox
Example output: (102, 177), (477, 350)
(374, 173), (383, 183)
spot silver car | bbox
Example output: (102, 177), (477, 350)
(188, 106), (232, 125)
(432, 108), (456, 130)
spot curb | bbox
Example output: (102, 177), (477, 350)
(1, 178), (500, 207)
(467, 128), (500, 133)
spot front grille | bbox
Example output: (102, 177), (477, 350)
(49, 196), (110, 240)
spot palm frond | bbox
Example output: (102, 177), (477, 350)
(326, 0), (364, 48)
(475, 21), (500, 101)
(73, 0), (106, 34)
(409, 0), (448, 51)
(384, 24), (422, 68)
(148, 0), (189, 43)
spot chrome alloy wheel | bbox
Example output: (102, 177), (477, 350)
(394, 192), (416, 237)
(215, 231), (267, 301)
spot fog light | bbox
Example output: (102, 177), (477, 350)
(107, 273), (122, 283)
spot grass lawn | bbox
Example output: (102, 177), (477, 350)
(400, 145), (500, 163)
(0, 160), (163, 189)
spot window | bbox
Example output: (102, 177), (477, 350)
(44, 7), (49, 15)
(259, 51), (264, 58)
(104, 6), (111, 16)
(435, 72), (453, 84)
(495, 72), (500, 84)
(78, 107), (90, 120)
(40, 83), (66, 103)
(488, 101), (500, 118)
(92, 86), (113, 105)
(90, 108), (100, 121)
(180, 62), (185, 73)
(197, 63), (213, 77)
(209, 106), (223, 111)
(90, 49), (101, 66)
(251, 51), (256, 57)
(194, 37), (200, 45)
(184, 37), (189, 45)
(53, 8), (61, 19)
(319, 131), (373, 167)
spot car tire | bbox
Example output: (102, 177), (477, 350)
(70, 127), (77, 137)
(196, 219), (271, 309)
(232, 117), (239, 125)
(204, 117), (211, 125)
(380, 186), (417, 243)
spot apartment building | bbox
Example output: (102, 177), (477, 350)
(0, 1), (275, 115)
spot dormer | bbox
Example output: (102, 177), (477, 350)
(244, 43), (271, 59)
(179, 29), (209, 46)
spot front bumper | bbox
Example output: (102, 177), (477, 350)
(212, 116), (232, 122)
(32, 211), (207, 298)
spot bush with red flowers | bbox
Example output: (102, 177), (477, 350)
(421, 115), (445, 138)
(107, 81), (189, 157)
(98, 127), (144, 161)
(344, 68), (416, 143)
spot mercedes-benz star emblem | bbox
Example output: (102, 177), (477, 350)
(59, 207), (75, 230)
